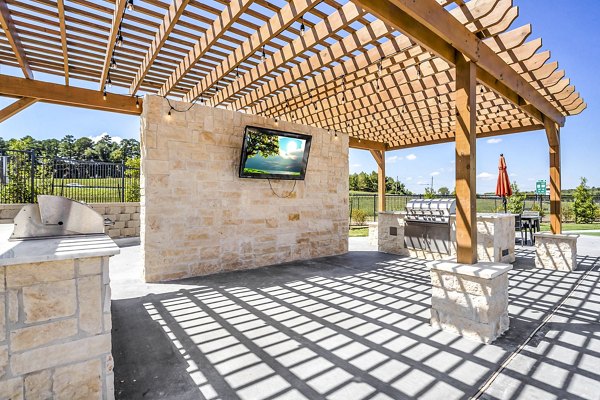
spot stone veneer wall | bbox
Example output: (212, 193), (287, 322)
(141, 95), (349, 282)
(0, 256), (114, 399)
(0, 203), (140, 239)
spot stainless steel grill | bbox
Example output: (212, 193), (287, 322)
(10, 195), (108, 241)
(404, 198), (456, 254)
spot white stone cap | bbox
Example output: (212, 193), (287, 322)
(428, 261), (512, 279)
(0, 224), (120, 267)
(475, 213), (516, 220)
(379, 211), (405, 215)
(533, 232), (580, 240)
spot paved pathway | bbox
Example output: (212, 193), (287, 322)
(109, 237), (600, 399)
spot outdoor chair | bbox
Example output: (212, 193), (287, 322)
(514, 214), (528, 245)
(522, 211), (541, 244)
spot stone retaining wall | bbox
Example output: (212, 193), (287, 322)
(140, 95), (349, 282)
(0, 203), (140, 239)
(0, 256), (114, 399)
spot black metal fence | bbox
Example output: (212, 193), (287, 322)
(349, 193), (600, 226)
(0, 149), (140, 204)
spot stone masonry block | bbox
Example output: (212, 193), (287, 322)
(24, 369), (53, 400)
(0, 377), (23, 400)
(10, 319), (78, 352)
(78, 275), (103, 335)
(53, 359), (102, 400)
(22, 280), (77, 323)
(6, 260), (74, 288)
(77, 257), (102, 276)
(10, 334), (111, 376)
(430, 270), (508, 297)
(431, 286), (508, 324)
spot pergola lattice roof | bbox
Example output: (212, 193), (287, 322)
(0, 0), (585, 148)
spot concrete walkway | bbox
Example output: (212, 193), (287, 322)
(110, 238), (600, 399)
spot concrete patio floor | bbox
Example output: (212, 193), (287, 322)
(110, 238), (600, 400)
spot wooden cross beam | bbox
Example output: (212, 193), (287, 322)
(350, 0), (566, 127)
(183, 0), (319, 103)
(0, 0), (33, 79)
(99, 0), (127, 91)
(129, 0), (191, 95)
(156, 0), (253, 97)
(0, 97), (38, 123)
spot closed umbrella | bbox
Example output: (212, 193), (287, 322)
(496, 154), (512, 213)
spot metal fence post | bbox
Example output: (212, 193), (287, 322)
(373, 194), (377, 222)
(121, 160), (126, 202)
(30, 150), (36, 203)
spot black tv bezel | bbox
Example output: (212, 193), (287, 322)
(239, 125), (312, 180)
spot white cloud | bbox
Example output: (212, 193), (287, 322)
(486, 138), (502, 144)
(477, 172), (494, 180)
(406, 177), (413, 181)
(406, 154), (417, 160)
(509, 173), (517, 177)
(351, 163), (361, 168)
(417, 180), (429, 185)
(386, 155), (402, 163)
(430, 171), (440, 176)
(89, 132), (122, 144)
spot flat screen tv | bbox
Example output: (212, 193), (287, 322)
(239, 126), (312, 180)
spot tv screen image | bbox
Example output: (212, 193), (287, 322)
(239, 126), (312, 180)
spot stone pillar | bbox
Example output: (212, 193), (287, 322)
(367, 222), (378, 248)
(534, 232), (579, 271)
(377, 212), (408, 256)
(430, 261), (512, 344)
(0, 245), (118, 400)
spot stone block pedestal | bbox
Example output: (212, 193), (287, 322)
(367, 222), (378, 248)
(429, 261), (512, 344)
(0, 227), (119, 399)
(534, 232), (579, 271)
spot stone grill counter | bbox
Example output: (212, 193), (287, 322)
(0, 225), (119, 399)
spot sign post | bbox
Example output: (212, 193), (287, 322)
(536, 180), (547, 213)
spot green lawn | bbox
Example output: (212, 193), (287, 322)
(540, 222), (600, 232)
(580, 232), (600, 237)
(349, 227), (369, 237)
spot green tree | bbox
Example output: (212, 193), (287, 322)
(437, 186), (450, 196)
(573, 177), (597, 223)
(349, 173), (358, 191)
(59, 135), (76, 158)
(507, 182), (526, 214)
(424, 187), (436, 199)
(73, 137), (94, 159)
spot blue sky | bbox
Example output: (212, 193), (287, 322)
(0, 1), (597, 193)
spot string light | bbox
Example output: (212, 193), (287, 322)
(127, 0), (134, 11)
(110, 57), (117, 70)
(168, 107), (172, 116)
(480, 85), (484, 94)
(135, 97), (140, 108)
(300, 16), (305, 37)
(116, 26), (123, 47)
(261, 45), (266, 62)
(107, 74), (112, 88)
(103, 89), (107, 100)
(235, 67), (240, 81)
(416, 63), (421, 78)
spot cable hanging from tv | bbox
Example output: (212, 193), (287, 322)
(268, 179), (297, 199)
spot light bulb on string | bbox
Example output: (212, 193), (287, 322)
(300, 16), (305, 37)
(135, 97), (140, 108)
(103, 89), (107, 100)
(261, 45), (266, 62)
(107, 75), (112, 88)
(110, 57), (117, 70)
(127, 0), (134, 11)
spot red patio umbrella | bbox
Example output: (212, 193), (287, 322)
(496, 154), (512, 213)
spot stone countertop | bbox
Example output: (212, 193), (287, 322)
(533, 232), (580, 240)
(379, 211), (515, 219)
(429, 260), (512, 279)
(0, 224), (120, 267)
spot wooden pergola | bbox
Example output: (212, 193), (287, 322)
(0, 0), (585, 264)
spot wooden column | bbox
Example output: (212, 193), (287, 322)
(545, 119), (561, 234)
(370, 149), (386, 212)
(455, 55), (477, 264)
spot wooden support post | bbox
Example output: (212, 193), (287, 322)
(370, 149), (386, 212)
(546, 120), (561, 234)
(455, 54), (477, 264)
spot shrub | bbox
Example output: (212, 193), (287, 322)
(530, 202), (545, 217)
(561, 203), (575, 222)
(573, 177), (597, 223)
(506, 182), (526, 214)
(351, 208), (368, 225)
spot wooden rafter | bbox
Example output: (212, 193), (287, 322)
(99, 0), (127, 91)
(57, 0), (69, 85)
(129, 0), (191, 95)
(183, 0), (320, 102)
(157, 0), (254, 97)
(0, 0), (33, 78)
(350, 0), (566, 126)
(0, 97), (38, 123)
(0, 74), (142, 115)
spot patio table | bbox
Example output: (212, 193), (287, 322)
(520, 215), (542, 244)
